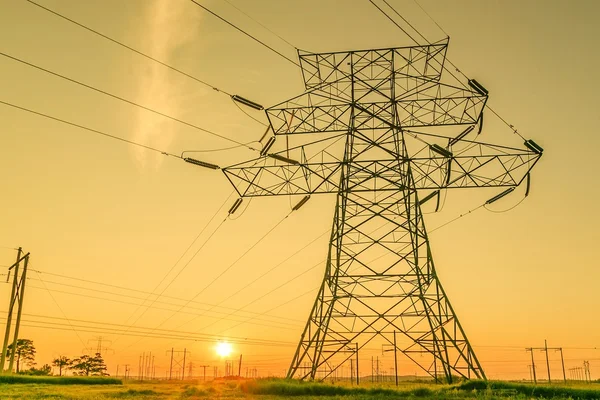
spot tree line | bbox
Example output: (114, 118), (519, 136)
(6, 339), (109, 376)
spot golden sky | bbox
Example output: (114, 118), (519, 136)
(1, 0), (599, 380)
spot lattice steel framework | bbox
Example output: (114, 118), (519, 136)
(222, 40), (542, 383)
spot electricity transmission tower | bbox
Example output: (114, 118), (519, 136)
(221, 40), (542, 383)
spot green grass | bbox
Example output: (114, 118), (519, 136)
(0, 377), (599, 399)
(240, 378), (437, 397)
(456, 380), (600, 399)
(0, 374), (122, 385)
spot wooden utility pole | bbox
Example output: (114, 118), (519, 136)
(355, 342), (359, 385)
(0, 247), (22, 372)
(526, 348), (537, 384)
(6, 251), (29, 374)
(544, 340), (551, 383)
(199, 365), (209, 381)
(182, 348), (187, 380)
(557, 348), (566, 382)
(393, 331), (398, 387)
(238, 354), (243, 377)
(169, 349), (174, 380)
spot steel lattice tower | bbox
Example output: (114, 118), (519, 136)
(222, 40), (542, 383)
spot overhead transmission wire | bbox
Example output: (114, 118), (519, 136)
(0, 311), (295, 345)
(24, 0), (229, 96)
(23, 276), (298, 328)
(0, 52), (258, 152)
(412, 0), (449, 37)
(115, 213), (231, 344)
(188, 0), (300, 67)
(179, 227), (330, 327)
(23, 0), (269, 136)
(370, 0), (527, 140)
(124, 209), (296, 348)
(23, 283), (297, 331)
(33, 270), (87, 348)
(222, 0), (297, 49)
(0, 311), (294, 347)
(119, 192), (234, 329)
(28, 267), (301, 323)
(0, 100), (180, 158)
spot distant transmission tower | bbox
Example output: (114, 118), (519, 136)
(221, 39), (543, 383)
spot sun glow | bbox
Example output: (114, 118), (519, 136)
(215, 342), (233, 357)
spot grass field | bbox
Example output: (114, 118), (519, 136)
(0, 377), (599, 399)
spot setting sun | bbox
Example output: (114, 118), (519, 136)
(215, 342), (233, 358)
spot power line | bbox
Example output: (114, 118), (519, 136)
(371, 0), (527, 140)
(26, 267), (301, 324)
(0, 100), (180, 158)
(200, 257), (324, 334)
(116, 216), (230, 342)
(0, 311), (294, 347)
(18, 321), (296, 347)
(367, 0), (420, 44)
(23, 277), (299, 329)
(127, 210), (295, 347)
(412, 0), (449, 37)
(23, 284), (297, 332)
(0, 52), (258, 151)
(119, 192), (234, 330)
(188, 0), (299, 67)
(222, 0), (297, 49)
(185, 228), (330, 325)
(33, 270), (87, 348)
(24, 0), (232, 96)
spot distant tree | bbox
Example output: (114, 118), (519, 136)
(52, 356), (72, 376)
(71, 353), (108, 376)
(22, 364), (52, 376)
(6, 339), (36, 373)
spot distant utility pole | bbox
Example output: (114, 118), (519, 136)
(526, 340), (565, 384)
(382, 332), (399, 386)
(584, 361), (591, 382)
(0, 248), (30, 374)
(528, 364), (535, 383)
(166, 348), (188, 380)
(198, 365), (209, 381)
(87, 336), (113, 356)
(123, 364), (130, 379)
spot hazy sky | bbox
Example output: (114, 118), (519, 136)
(1, 0), (599, 380)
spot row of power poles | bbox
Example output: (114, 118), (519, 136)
(0, 248), (30, 374)
(569, 361), (592, 382)
(526, 340), (593, 384)
(526, 340), (566, 383)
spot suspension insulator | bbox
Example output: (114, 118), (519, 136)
(524, 139), (544, 154)
(231, 95), (264, 110)
(485, 187), (515, 205)
(260, 137), (276, 156)
(468, 79), (488, 96)
(418, 190), (440, 206)
(183, 157), (220, 170)
(228, 198), (243, 214)
(430, 144), (453, 158)
(477, 112), (484, 135)
(292, 195), (311, 211)
(449, 126), (474, 146)
(269, 154), (299, 165)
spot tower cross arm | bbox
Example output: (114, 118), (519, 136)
(222, 140), (541, 197)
